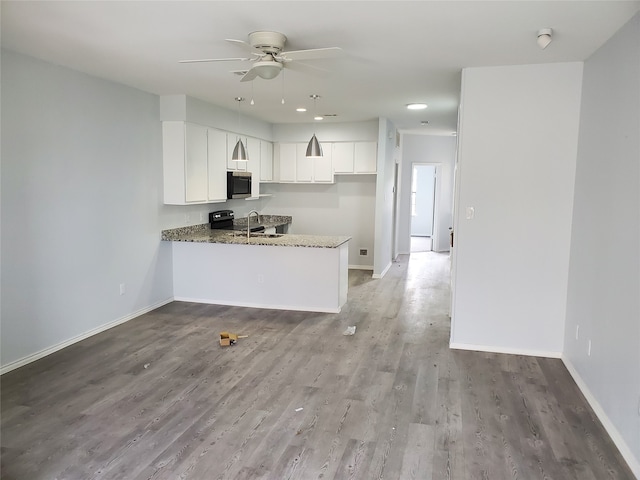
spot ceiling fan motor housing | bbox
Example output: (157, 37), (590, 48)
(248, 31), (287, 54)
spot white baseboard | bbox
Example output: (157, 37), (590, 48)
(173, 296), (340, 314)
(449, 342), (562, 359)
(0, 298), (174, 375)
(372, 261), (392, 279)
(562, 356), (640, 478)
(348, 264), (374, 271)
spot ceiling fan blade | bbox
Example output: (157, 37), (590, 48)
(239, 68), (260, 82)
(179, 57), (251, 63)
(283, 61), (330, 77)
(280, 47), (343, 61)
(225, 38), (265, 56)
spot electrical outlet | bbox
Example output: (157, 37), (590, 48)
(575, 325), (579, 340)
(359, 249), (368, 256)
(257, 274), (264, 284)
(184, 213), (190, 224)
(587, 339), (592, 356)
(119, 283), (126, 296)
(200, 212), (205, 222)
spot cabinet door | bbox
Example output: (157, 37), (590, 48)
(295, 143), (313, 182)
(227, 133), (248, 171)
(354, 141), (377, 173)
(207, 128), (227, 202)
(260, 140), (273, 182)
(246, 137), (261, 198)
(332, 142), (355, 173)
(162, 121), (186, 205)
(185, 123), (208, 202)
(313, 142), (334, 183)
(278, 143), (297, 182)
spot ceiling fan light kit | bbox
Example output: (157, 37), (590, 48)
(537, 28), (553, 49)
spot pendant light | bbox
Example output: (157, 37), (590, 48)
(306, 94), (323, 158)
(232, 97), (248, 162)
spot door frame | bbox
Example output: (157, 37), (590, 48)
(409, 162), (441, 252)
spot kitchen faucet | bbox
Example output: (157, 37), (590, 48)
(247, 210), (260, 240)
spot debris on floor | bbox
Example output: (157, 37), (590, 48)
(143, 363), (150, 369)
(295, 407), (303, 412)
(219, 331), (248, 347)
(342, 326), (356, 336)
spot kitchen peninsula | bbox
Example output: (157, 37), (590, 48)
(162, 217), (350, 313)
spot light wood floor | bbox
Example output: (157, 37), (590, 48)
(1, 253), (634, 480)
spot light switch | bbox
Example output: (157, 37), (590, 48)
(466, 207), (475, 220)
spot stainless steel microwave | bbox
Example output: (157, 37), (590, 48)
(227, 171), (252, 199)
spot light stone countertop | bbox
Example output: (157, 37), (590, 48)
(161, 223), (350, 249)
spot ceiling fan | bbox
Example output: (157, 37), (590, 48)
(180, 31), (343, 82)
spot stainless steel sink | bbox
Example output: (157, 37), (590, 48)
(250, 233), (284, 238)
(225, 231), (284, 239)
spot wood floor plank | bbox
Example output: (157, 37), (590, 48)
(1, 253), (635, 480)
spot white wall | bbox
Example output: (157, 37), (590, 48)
(260, 178), (376, 268)
(563, 13), (640, 475)
(451, 62), (583, 356)
(0, 50), (174, 369)
(373, 117), (399, 277)
(267, 120), (379, 268)
(399, 135), (456, 253)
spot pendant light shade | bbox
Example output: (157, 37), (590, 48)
(306, 134), (323, 158)
(232, 137), (248, 161)
(306, 94), (323, 158)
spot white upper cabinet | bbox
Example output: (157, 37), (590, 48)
(295, 144), (314, 182)
(163, 121), (209, 205)
(275, 142), (334, 184)
(246, 137), (261, 198)
(332, 141), (377, 174)
(185, 124), (209, 202)
(313, 143), (334, 183)
(207, 128), (227, 202)
(332, 142), (355, 173)
(260, 140), (274, 182)
(162, 121), (272, 205)
(354, 141), (378, 173)
(277, 143), (297, 182)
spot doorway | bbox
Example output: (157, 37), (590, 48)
(410, 164), (436, 253)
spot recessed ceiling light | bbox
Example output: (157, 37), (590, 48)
(314, 115), (324, 121)
(407, 103), (428, 110)
(296, 107), (307, 112)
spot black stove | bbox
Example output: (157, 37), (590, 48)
(209, 210), (234, 230)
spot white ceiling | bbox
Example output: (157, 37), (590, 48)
(2, 1), (639, 135)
